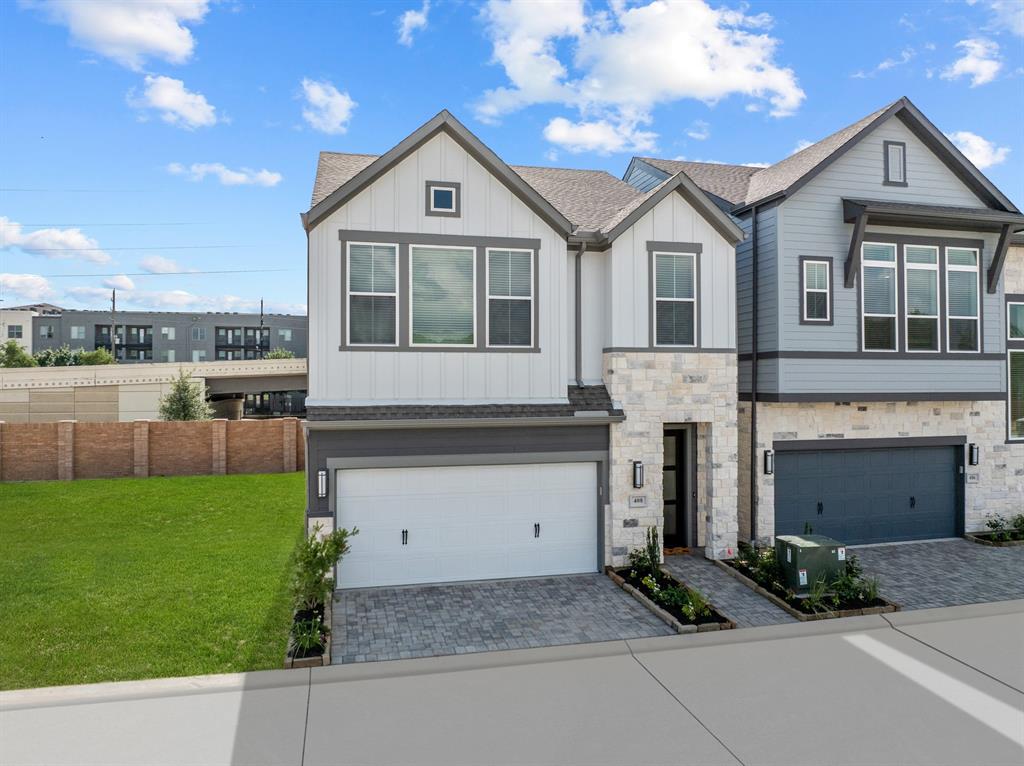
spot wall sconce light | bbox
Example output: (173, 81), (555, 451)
(632, 460), (645, 489)
(764, 450), (775, 475)
(317, 469), (328, 498)
(968, 443), (979, 466)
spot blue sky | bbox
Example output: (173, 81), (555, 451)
(1, 0), (1021, 315)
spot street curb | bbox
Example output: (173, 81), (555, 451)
(884, 598), (1024, 627)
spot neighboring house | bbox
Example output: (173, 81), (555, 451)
(302, 110), (744, 589)
(628, 96), (1024, 546)
(32, 309), (307, 363)
(1, 309), (36, 354)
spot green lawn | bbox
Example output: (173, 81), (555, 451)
(0, 473), (305, 690)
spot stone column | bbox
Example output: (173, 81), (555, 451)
(282, 417), (297, 473)
(57, 420), (75, 481)
(132, 420), (149, 478)
(211, 419), (227, 475)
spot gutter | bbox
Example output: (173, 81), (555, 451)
(304, 414), (626, 431)
(749, 203), (759, 546)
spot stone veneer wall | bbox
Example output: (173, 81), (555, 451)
(603, 351), (739, 564)
(738, 399), (1024, 543)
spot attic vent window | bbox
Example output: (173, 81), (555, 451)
(426, 181), (461, 217)
(884, 141), (907, 186)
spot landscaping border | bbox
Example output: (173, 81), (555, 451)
(712, 561), (900, 622)
(605, 567), (736, 633)
(964, 533), (1024, 548)
(285, 599), (333, 669)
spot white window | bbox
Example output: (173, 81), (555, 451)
(161, 326), (175, 340)
(70, 325), (85, 340)
(278, 328), (293, 342)
(428, 184), (458, 213)
(904, 245), (939, 352)
(1010, 352), (1024, 441)
(654, 252), (697, 347)
(39, 324), (54, 338)
(347, 242), (398, 346)
(1007, 302), (1024, 340)
(162, 350), (176, 363)
(861, 242), (897, 351)
(802, 260), (830, 322)
(191, 326), (206, 342)
(946, 247), (980, 352)
(7, 324), (23, 339)
(192, 349), (207, 362)
(410, 245), (476, 346)
(884, 141), (906, 184)
(486, 249), (533, 347)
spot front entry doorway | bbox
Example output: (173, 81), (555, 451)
(663, 425), (696, 549)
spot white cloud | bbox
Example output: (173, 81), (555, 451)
(130, 75), (219, 129)
(941, 38), (1002, 87)
(852, 47), (915, 79)
(0, 273), (55, 302)
(139, 255), (182, 274)
(476, 0), (805, 154)
(946, 130), (1010, 169)
(792, 139), (814, 154)
(167, 162), (282, 187)
(65, 284), (304, 314)
(984, 1), (1024, 37)
(300, 78), (356, 134)
(686, 119), (711, 141)
(0, 217), (110, 264)
(543, 115), (657, 154)
(397, 1), (430, 46)
(741, 161), (770, 168)
(24, 0), (209, 70)
(103, 274), (135, 290)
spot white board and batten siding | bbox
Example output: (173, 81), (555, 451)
(307, 131), (569, 404)
(605, 191), (737, 350)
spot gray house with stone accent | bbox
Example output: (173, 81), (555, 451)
(301, 110), (744, 589)
(628, 96), (1024, 547)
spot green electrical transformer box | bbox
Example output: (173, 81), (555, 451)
(774, 535), (847, 594)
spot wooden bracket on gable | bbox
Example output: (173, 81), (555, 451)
(987, 224), (1013, 295)
(844, 207), (869, 289)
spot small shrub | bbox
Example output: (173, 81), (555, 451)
(985, 513), (1011, 542)
(628, 526), (661, 579)
(290, 616), (326, 655)
(292, 523), (359, 613)
(265, 347), (295, 359)
(803, 576), (832, 614)
(77, 347), (115, 365)
(1012, 514), (1024, 538)
(682, 587), (712, 621)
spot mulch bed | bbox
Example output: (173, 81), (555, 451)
(964, 532), (1024, 547)
(607, 567), (735, 633)
(285, 602), (332, 668)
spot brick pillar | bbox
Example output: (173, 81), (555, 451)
(57, 420), (75, 481)
(133, 420), (149, 478)
(282, 417), (297, 473)
(212, 419), (227, 475)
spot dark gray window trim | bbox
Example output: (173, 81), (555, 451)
(425, 180), (461, 218)
(338, 234), (540, 353)
(1009, 349), (1024, 442)
(645, 241), (703, 254)
(738, 391), (1004, 402)
(604, 346), (735, 354)
(738, 350), (1006, 361)
(798, 256), (834, 326)
(649, 248), (701, 349)
(1008, 293), (1024, 346)
(772, 435), (966, 452)
(883, 140), (908, 186)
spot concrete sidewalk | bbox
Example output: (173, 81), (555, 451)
(3, 601), (1023, 766)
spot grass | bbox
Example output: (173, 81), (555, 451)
(0, 472), (305, 690)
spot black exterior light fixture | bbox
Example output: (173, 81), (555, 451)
(968, 443), (980, 466)
(632, 460), (645, 489)
(317, 469), (329, 498)
(764, 449), (775, 475)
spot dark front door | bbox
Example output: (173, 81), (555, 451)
(774, 446), (961, 545)
(663, 428), (694, 548)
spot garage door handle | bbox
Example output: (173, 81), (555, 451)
(909, 496), (916, 508)
(401, 529), (408, 545)
(817, 501), (823, 515)
(534, 523), (540, 538)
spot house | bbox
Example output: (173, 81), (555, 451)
(628, 97), (1024, 546)
(1, 309), (37, 354)
(302, 110), (744, 589)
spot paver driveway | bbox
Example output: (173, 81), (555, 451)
(331, 573), (673, 664)
(855, 538), (1024, 609)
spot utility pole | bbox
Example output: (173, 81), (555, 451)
(110, 289), (117, 362)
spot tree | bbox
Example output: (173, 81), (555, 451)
(34, 344), (79, 367)
(77, 347), (115, 365)
(265, 347), (295, 359)
(158, 370), (213, 421)
(0, 340), (37, 368)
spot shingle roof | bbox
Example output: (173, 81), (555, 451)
(636, 159), (761, 205)
(311, 152), (378, 207)
(508, 165), (644, 233)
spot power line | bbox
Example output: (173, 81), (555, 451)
(0, 187), (152, 193)
(19, 222), (213, 228)
(15, 244), (287, 252)
(36, 268), (298, 278)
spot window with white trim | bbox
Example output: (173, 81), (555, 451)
(192, 349), (206, 362)
(278, 328), (293, 342)
(7, 324), (23, 339)
(904, 245), (939, 352)
(410, 245), (475, 346)
(1008, 302), (1024, 340)
(946, 247), (979, 352)
(861, 242), (897, 351)
(486, 248), (533, 347)
(39, 324), (54, 339)
(1010, 351), (1024, 441)
(429, 185), (456, 212)
(654, 252), (696, 347)
(347, 242), (398, 346)
(802, 260), (830, 322)
(191, 326), (206, 342)
(884, 141), (906, 184)
(161, 326), (175, 340)
(70, 325), (85, 340)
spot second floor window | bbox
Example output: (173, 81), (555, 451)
(278, 328), (293, 342)
(654, 252), (697, 347)
(191, 326), (207, 342)
(802, 259), (831, 322)
(1011, 351), (1024, 441)
(162, 327), (175, 340)
(39, 324), (54, 339)
(905, 245), (939, 352)
(7, 324), (23, 339)
(884, 141), (906, 185)
(1009, 302), (1024, 340)
(947, 247), (979, 352)
(348, 242), (397, 346)
(862, 242), (897, 351)
(487, 249), (533, 347)
(411, 245), (475, 346)
(70, 325), (85, 340)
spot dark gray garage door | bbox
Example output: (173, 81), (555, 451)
(774, 446), (961, 545)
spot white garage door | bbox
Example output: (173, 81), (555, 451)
(335, 462), (598, 589)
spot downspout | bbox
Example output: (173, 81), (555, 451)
(575, 242), (586, 387)
(749, 204), (759, 546)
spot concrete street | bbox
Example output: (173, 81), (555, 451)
(2, 600), (1022, 766)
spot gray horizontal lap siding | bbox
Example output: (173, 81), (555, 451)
(777, 357), (1005, 395)
(624, 161), (670, 194)
(735, 206), (779, 356)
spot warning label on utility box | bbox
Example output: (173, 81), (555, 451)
(798, 569), (808, 586)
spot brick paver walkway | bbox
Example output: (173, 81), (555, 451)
(854, 539), (1024, 610)
(332, 573), (673, 664)
(662, 554), (797, 628)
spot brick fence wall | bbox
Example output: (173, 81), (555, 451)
(0, 418), (305, 481)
